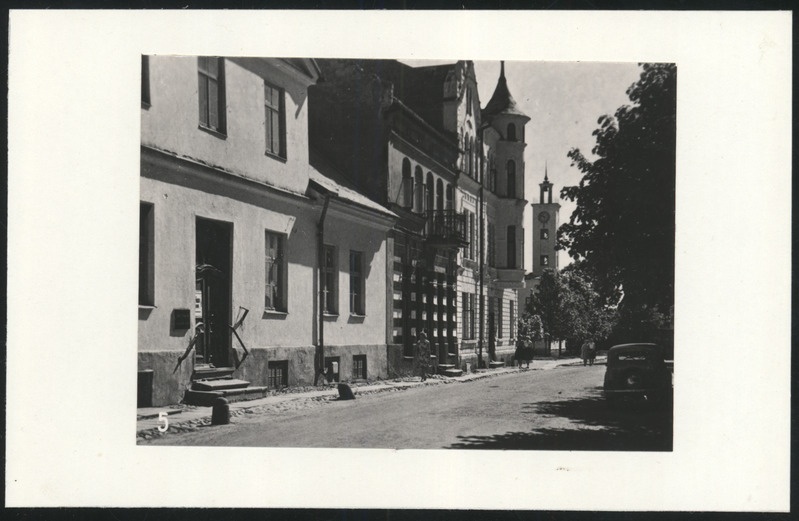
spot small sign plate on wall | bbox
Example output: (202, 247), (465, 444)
(173, 309), (191, 331)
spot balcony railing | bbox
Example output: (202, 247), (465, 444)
(426, 209), (468, 246)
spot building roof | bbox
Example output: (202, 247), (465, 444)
(308, 152), (397, 220)
(482, 61), (529, 120)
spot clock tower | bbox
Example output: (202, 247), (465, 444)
(532, 166), (560, 276)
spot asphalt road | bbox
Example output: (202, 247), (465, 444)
(144, 365), (672, 451)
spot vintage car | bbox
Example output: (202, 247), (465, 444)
(603, 343), (673, 407)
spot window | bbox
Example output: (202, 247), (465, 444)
(462, 292), (475, 340)
(445, 184), (453, 210)
(540, 228), (549, 240)
(470, 137), (476, 177)
(488, 222), (496, 267)
(139, 203), (154, 306)
(507, 160), (516, 198)
(264, 81), (286, 158)
(322, 245), (338, 314)
(507, 225), (517, 269)
(469, 213), (475, 260)
(426, 173), (434, 213)
(353, 354), (367, 380)
(198, 56), (226, 134)
(464, 136), (471, 175)
(497, 298), (504, 338)
(436, 179), (444, 211)
(510, 301), (516, 340)
(141, 55), (150, 107)
(414, 167), (424, 212)
(541, 255), (549, 266)
(402, 158), (413, 208)
(349, 250), (364, 315)
(507, 123), (516, 141)
(466, 86), (472, 115)
(267, 360), (288, 388)
(265, 231), (286, 312)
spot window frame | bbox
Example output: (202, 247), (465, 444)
(322, 244), (338, 315)
(264, 80), (286, 159)
(541, 254), (550, 266)
(197, 56), (227, 135)
(402, 158), (413, 208)
(139, 202), (155, 307)
(264, 230), (288, 313)
(267, 360), (289, 388)
(349, 250), (365, 316)
(507, 225), (517, 269)
(506, 160), (516, 198)
(497, 297), (504, 339)
(353, 354), (367, 380)
(507, 123), (517, 141)
(462, 292), (475, 340)
(540, 228), (549, 240)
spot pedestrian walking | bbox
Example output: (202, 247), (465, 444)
(414, 330), (432, 381)
(514, 339), (533, 369)
(581, 340), (591, 366)
(588, 341), (596, 366)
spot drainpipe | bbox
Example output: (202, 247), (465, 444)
(315, 193), (331, 386)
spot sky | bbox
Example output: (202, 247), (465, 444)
(405, 60), (642, 271)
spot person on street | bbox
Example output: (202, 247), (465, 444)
(414, 329), (432, 381)
(588, 341), (596, 366)
(581, 340), (591, 366)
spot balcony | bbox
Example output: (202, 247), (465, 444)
(425, 209), (468, 248)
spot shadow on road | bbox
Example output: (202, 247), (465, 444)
(449, 388), (672, 451)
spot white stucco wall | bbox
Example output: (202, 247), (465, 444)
(141, 56), (311, 196)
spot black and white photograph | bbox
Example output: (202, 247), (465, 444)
(6, 10), (791, 511)
(135, 56), (676, 452)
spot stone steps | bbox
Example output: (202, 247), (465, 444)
(191, 378), (251, 391)
(182, 386), (269, 406)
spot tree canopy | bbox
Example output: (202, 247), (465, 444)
(559, 63), (676, 318)
(527, 267), (616, 348)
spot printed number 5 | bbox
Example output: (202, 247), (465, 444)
(157, 412), (169, 432)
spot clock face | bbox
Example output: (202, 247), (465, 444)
(538, 211), (550, 223)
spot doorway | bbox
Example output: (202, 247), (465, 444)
(195, 217), (233, 368)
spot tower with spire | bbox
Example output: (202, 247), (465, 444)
(531, 164), (561, 276)
(481, 61), (530, 272)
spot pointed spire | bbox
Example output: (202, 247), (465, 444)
(482, 60), (529, 120)
(544, 161), (549, 182)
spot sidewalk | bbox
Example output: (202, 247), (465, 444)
(136, 355), (604, 439)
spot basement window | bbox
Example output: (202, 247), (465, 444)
(268, 360), (288, 388)
(352, 354), (367, 380)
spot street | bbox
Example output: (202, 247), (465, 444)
(142, 364), (672, 451)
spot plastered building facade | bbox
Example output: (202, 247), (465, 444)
(308, 59), (529, 372)
(139, 56), (395, 407)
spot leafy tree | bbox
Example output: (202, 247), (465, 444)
(517, 313), (543, 346)
(526, 268), (569, 352)
(528, 267), (617, 355)
(560, 63), (676, 322)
